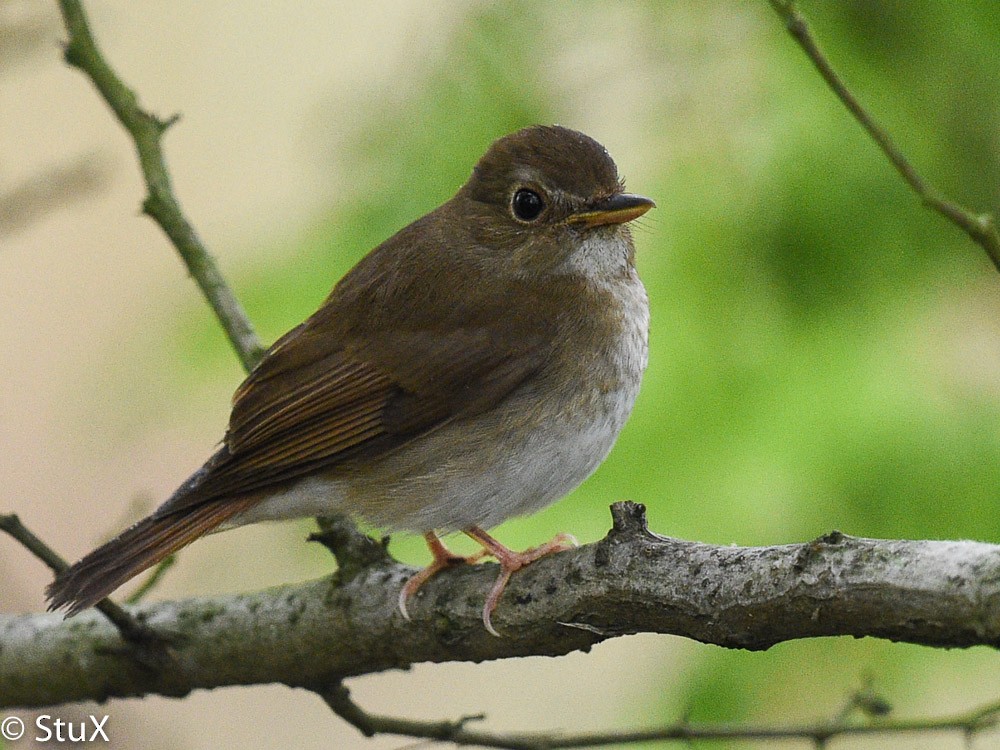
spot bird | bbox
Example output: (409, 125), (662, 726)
(46, 125), (654, 635)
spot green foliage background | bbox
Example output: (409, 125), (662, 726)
(168, 2), (1000, 746)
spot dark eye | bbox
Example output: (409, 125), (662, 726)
(511, 189), (544, 221)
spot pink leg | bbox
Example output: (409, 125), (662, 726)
(464, 526), (577, 637)
(398, 532), (484, 620)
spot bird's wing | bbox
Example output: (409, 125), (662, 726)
(165, 311), (548, 506)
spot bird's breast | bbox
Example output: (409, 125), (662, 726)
(356, 267), (649, 532)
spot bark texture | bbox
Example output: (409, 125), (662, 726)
(3, 502), (999, 709)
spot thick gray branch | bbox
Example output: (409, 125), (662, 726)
(2, 503), (998, 709)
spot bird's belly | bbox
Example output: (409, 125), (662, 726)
(350, 375), (642, 532)
(233, 371), (642, 534)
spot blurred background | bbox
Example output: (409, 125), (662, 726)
(3, 1), (1000, 748)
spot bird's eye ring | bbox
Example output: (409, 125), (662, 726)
(511, 189), (544, 222)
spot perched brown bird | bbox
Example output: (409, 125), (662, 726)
(47, 125), (653, 635)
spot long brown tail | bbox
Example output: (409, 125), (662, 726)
(46, 497), (256, 617)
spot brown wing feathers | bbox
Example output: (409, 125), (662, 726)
(197, 358), (397, 497)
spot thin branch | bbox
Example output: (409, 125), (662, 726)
(0, 514), (157, 645)
(55, 0), (265, 371)
(768, 0), (1000, 272)
(322, 683), (487, 744)
(124, 555), (177, 605)
(0, 514), (70, 575)
(319, 683), (1000, 749)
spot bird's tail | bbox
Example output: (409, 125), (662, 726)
(46, 497), (256, 617)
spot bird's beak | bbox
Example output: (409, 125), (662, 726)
(568, 193), (655, 228)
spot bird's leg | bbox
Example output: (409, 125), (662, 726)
(398, 531), (486, 620)
(464, 526), (578, 637)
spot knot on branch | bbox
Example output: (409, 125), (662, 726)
(308, 514), (393, 579)
(61, 40), (84, 70)
(593, 502), (668, 568)
(607, 500), (662, 540)
(794, 529), (849, 571)
(153, 111), (181, 135)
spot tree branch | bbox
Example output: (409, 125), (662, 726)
(318, 682), (1000, 748)
(0, 514), (158, 646)
(55, 0), (265, 371)
(3, 503), (999, 709)
(124, 555), (177, 605)
(768, 0), (1000, 272)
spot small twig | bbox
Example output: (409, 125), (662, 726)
(55, 0), (265, 371)
(0, 513), (70, 574)
(768, 0), (1000, 272)
(320, 683), (486, 743)
(319, 684), (1000, 749)
(0, 513), (156, 644)
(125, 554), (177, 604)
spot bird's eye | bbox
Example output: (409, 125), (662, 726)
(511, 189), (544, 221)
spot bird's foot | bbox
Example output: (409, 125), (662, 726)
(398, 531), (485, 620)
(398, 527), (576, 636)
(465, 527), (578, 637)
